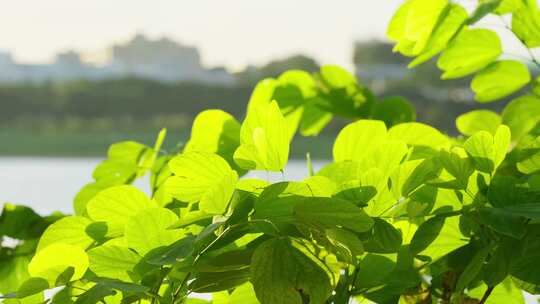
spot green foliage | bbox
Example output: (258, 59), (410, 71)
(471, 60), (531, 102)
(389, 0), (540, 104)
(4, 2), (540, 303)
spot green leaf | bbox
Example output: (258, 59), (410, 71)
(250, 238), (334, 304)
(487, 175), (530, 208)
(500, 203), (540, 220)
(0, 204), (44, 240)
(360, 141), (409, 181)
(512, 0), (540, 48)
(37, 216), (94, 252)
(483, 239), (518, 287)
(248, 71), (319, 139)
(189, 269), (251, 293)
(463, 125), (510, 173)
(477, 208), (527, 239)
(16, 278), (49, 299)
(90, 277), (150, 293)
(87, 243), (141, 282)
(354, 254), (396, 289)
(324, 228), (364, 263)
(0, 256), (31, 294)
(410, 215), (468, 262)
(387, 0), (412, 45)
(468, 278), (524, 304)
(464, 131), (495, 173)
(195, 249), (253, 273)
(317, 161), (359, 186)
(164, 152), (238, 214)
(437, 147), (474, 189)
(387, 122), (449, 148)
(107, 141), (147, 163)
(146, 235), (195, 265)
(511, 255), (540, 285)
(317, 65), (371, 118)
(319, 65), (357, 89)
(28, 243), (89, 285)
(275, 70), (319, 138)
(362, 218), (403, 253)
(455, 245), (491, 292)
(502, 95), (540, 140)
(234, 100), (290, 171)
(484, 0), (523, 15)
(333, 120), (387, 162)
(125, 207), (183, 255)
(299, 98), (333, 136)
(294, 197), (374, 233)
(391, 158), (440, 198)
(92, 160), (136, 185)
(213, 282), (259, 304)
(516, 135), (540, 174)
(510, 225), (540, 285)
(73, 181), (118, 216)
(404, 0), (449, 55)
(471, 60), (531, 102)
(388, 0), (449, 56)
(408, 4), (468, 67)
(456, 110), (501, 136)
(437, 28), (502, 79)
(333, 180), (377, 207)
(86, 185), (154, 237)
(468, 0), (502, 24)
(370, 96), (416, 126)
(184, 109), (241, 168)
(74, 284), (116, 304)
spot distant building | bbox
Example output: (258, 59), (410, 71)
(354, 41), (410, 81)
(0, 34), (235, 85)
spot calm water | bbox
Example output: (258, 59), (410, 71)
(0, 157), (326, 214)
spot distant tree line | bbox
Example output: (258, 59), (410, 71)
(0, 42), (517, 137)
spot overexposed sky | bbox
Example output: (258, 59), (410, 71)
(0, 0), (404, 70)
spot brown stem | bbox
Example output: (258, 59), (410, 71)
(479, 286), (494, 304)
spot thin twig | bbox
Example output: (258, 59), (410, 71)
(479, 286), (494, 304)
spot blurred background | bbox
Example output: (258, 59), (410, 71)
(1, 0), (538, 212)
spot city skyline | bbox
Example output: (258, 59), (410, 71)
(0, 0), (404, 71)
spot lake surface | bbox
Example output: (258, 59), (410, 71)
(0, 157), (327, 214)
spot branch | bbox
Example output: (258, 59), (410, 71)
(479, 286), (494, 304)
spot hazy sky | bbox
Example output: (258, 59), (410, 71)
(0, 0), (404, 70)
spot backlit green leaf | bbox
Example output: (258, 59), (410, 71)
(234, 100), (290, 171)
(333, 120), (387, 162)
(468, 278), (524, 304)
(28, 244), (89, 285)
(250, 238), (334, 304)
(410, 215), (468, 262)
(471, 60), (531, 102)
(184, 109), (241, 168)
(387, 122), (449, 148)
(409, 4), (468, 67)
(463, 125), (510, 173)
(294, 197), (374, 233)
(512, 0), (540, 48)
(125, 207), (183, 255)
(87, 243), (141, 282)
(456, 110), (501, 136)
(370, 96), (416, 126)
(86, 185), (154, 237)
(437, 28), (502, 79)
(164, 152), (238, 214)
(501, 94), (540, 140)
(37, 216), (94, 252)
